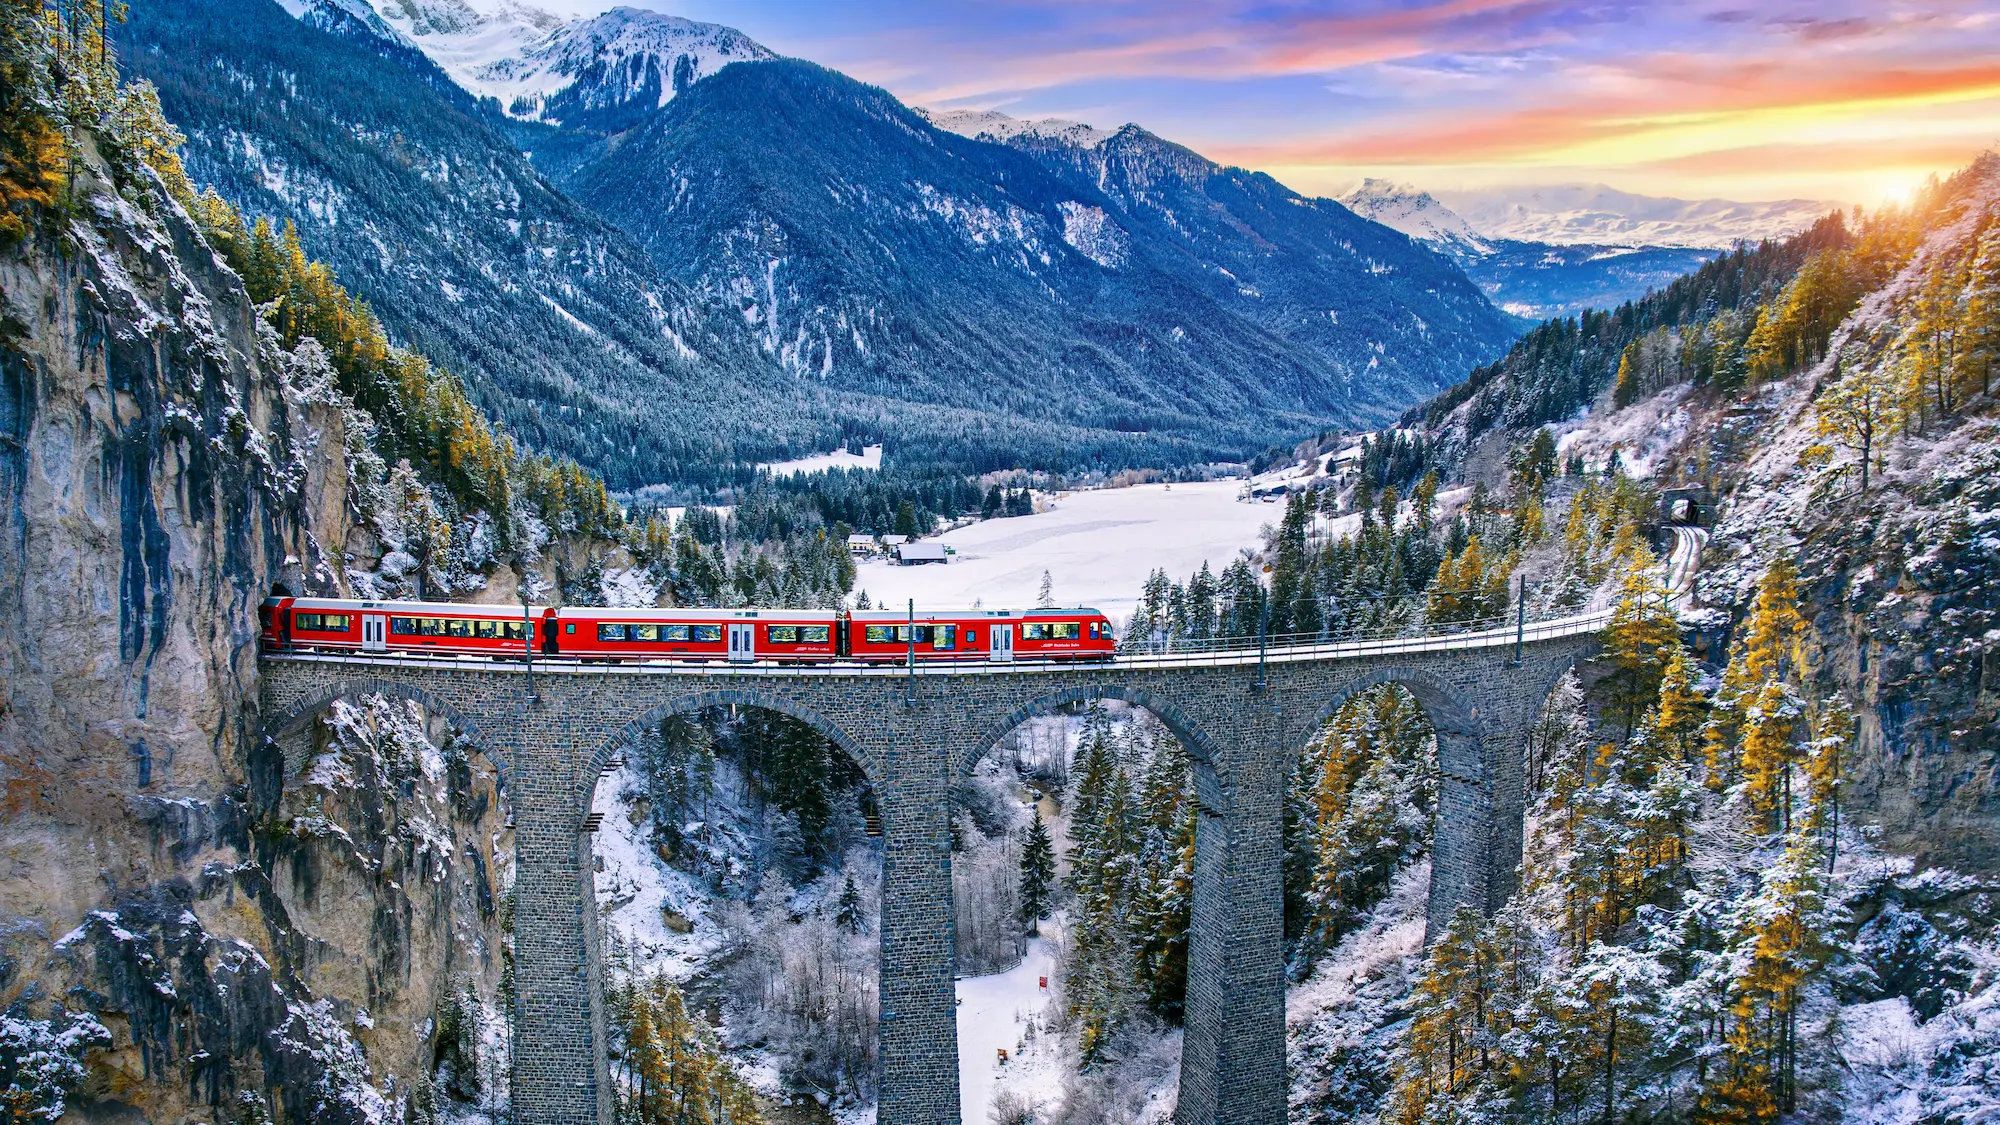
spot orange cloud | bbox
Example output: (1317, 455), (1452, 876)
(1216, 58), (2000, 167)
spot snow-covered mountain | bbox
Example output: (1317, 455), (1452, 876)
(1435, 183), (1843, 249)
(1338, 177), (1491, 261)
(364, 0), (774, 129)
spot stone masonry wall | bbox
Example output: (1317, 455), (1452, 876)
(257, 639), (1587, 1125)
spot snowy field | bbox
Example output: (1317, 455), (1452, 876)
(958, 932), (1062, 1124)
(853, 481), (1277, 620)
(759, 444), (884, 477)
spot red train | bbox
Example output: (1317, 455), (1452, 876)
(258, 597), (1117, 664)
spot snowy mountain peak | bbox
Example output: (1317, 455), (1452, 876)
(920, 107), (1111, 150)
(1435, 183), (1845, 249)
(1337, 178), (1491, 260)
(356, 1), (774, 127)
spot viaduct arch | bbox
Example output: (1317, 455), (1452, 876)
(256, 631), (1594, 1125)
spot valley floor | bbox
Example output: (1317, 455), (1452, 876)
(853, 480), (1277, 620)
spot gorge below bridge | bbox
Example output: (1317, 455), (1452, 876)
(254, 531), (1703, 1125)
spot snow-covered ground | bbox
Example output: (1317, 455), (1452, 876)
(957, 931), (1062, 1124)
(590, 765), (721, 979)
(853, 481), (1272, 620)
(759, 444), (884, 477)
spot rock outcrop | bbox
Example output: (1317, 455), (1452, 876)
(0, 136), (510, 1122)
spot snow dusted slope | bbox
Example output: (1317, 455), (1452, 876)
(922, 107), (1109, 150)
(1338, 178), (1491, 261)
(363, 0), (773, 128)
(1437, 182), (1842, 248)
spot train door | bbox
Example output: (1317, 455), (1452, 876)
(728, 622), (755, 663)
(989, 622), (1014, 662)
(361, 613), (387, 653)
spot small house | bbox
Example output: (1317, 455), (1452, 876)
(895, 542), (948, 566)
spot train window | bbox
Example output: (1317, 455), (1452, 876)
(691, 625), (722, 643)
(391, 617), (417, 635)
(1052, 622), (1080, 639)
(598, 623), (627, 642)
(934, 625), (955, 651)
(294, 613), (349, 632)
(864, 625), (894, 644)
(565, 622), (575, 634)
(419, 618), (444, 636)
(800, 625), (830, 644)
(632, 624), (662, 642)
(767, 625), (799, 643)
(966, 628), (978, 644)
(503, 621), (528, 641)
(1022, 623), (1050, 640)
(447, 619), (471, 637)
(663, 625), (692, 642)
(474, 620), (498, 638)
(1088, 623), (1099, 639)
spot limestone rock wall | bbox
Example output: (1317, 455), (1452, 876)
(0, 143), (509, 1122)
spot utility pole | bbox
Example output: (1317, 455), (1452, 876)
(520, 583), (538, 706)
(1255, 598), (1270, 692)
(906, 597), (916, 707)
(1512, 575), (1527, 666)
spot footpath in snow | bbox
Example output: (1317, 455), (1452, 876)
(855, 480), (1275, 621)
(957, 932), (1062, 1125)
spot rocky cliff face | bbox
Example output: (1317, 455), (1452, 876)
(0, 137), (509, 1122)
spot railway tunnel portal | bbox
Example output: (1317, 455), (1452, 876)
(257, 623), (1603, 1125)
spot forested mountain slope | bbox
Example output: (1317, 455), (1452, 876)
(557, 59), (1518, 472)
(115, 0), (831, 489)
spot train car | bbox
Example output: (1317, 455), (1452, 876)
(1015, 609), (1116, 660)
(264, 597), (543, 657)
(551, 607), (841, 663)
(846, 608), (1011, 662)
(845, 607), (1115, 663)
(260, 595), (294, 649)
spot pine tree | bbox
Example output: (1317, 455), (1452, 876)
(1596, 567), (1681, 741)
(1654, 644), (1707, 764)
(1036, 569), (1056, 608)
(1740, 680), (1805, 834)
(835, 874), (864, 933)
(1814, 357), (1901, 493)
(1802, 694), (1852, 869)
(1018, 808), (1055, 933)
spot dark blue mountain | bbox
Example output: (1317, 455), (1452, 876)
(119, 0), (1523, 485)
(557, 60), (1521, 464)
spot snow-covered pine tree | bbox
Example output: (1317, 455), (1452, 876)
(1019, 807), (1056, 933)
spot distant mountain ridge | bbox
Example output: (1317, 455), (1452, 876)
(1341, 176), (1724, 319)
(1435, 183), (1844, 249)
(1337, 178), (1492, 260)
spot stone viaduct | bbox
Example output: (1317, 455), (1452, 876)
(255, 612), (1617, 1125)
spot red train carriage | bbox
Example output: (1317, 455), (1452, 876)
(262, 597), (543, 657)
(551, 608), (838, 663)
(844, 607), (1114, 663)
(1016, 610), (1116, 659)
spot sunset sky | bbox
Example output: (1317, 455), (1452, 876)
(624, 0), (1998, 208)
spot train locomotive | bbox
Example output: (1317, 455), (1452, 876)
(259, 597), (1117, 664)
